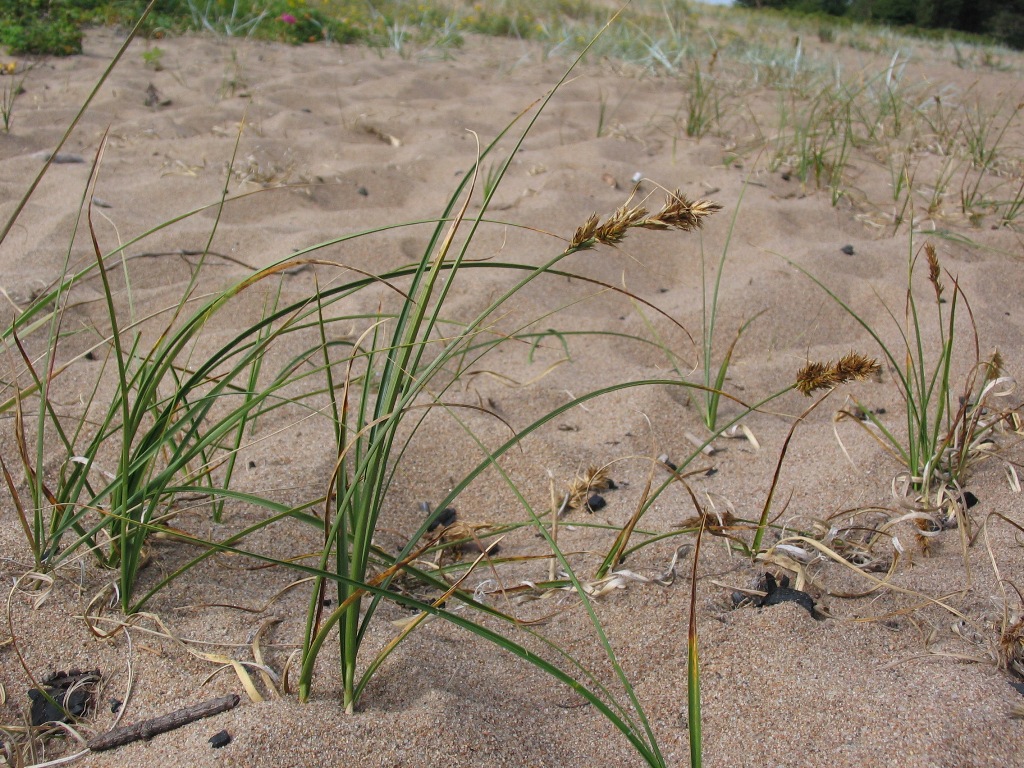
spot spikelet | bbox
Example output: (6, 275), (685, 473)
(925, 243), (943, 301)
(638, 190), (722, 232)
(594, 203), (648, 245)
(986, 348), (1004, 382)
(569, 213), (600, 251)
(795, 352), (881, 396)
(564, 189), (721, 253)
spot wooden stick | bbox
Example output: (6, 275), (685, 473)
(86, 694), (240, 752)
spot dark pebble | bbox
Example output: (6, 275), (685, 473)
(209, 730), (231, 748)
(840, 244), (855, 255)
(963, 491), (979, 508)
(705, 468), (718, 477)
(357, 187), (369, 197)
(84, 351), (96, 361)
(110, 698), (122, 714)
(28, 670), (99, 726)
(427, 507), (457, 531)
(757, 573), (822, 620)
(586, 494), (606, 512)
(248, 460), (256, 469)
(439, 507), (458, 525)
(607, 479), (617, 490)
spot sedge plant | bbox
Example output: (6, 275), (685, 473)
(790, 238), (1008, 500)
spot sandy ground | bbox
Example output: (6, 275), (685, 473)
(2, 18), (1024, 768)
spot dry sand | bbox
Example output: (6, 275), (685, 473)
(1, 20), (1024, 768)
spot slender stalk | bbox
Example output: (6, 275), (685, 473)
(687, 506), (706, 768)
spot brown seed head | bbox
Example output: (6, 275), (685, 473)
(639, 190), (722, 232)
(796, 352), (881, 396)
(987, 348), (1004, 381)
(925, 243), (943, 300)
(566, 190), (720, 253)
(595, 203), (648, 245)
(568, 213), (600, 252)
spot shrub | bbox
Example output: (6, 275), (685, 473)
(0, 0), (85, 55)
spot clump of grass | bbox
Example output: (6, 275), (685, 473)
(685, 49), (721, 139)
(792, 240), (1014, 502)
(1, 65), (27, 133)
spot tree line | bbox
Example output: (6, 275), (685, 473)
(735, 0), (1024, 50)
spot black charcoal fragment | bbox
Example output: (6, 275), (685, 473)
(209, 730), (231, 748)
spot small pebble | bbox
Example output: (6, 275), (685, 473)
(209, 730), (231, 748)
(427, 506), (457, 532)
(586, 494), (606, 512)
(109, 698), (122, 714)
(840, 244), (855, 255)
(357, 186), (369, 197)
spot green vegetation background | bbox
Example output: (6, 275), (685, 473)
(737, 0), (1024, 50)
(2, 0), (1023, 57)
